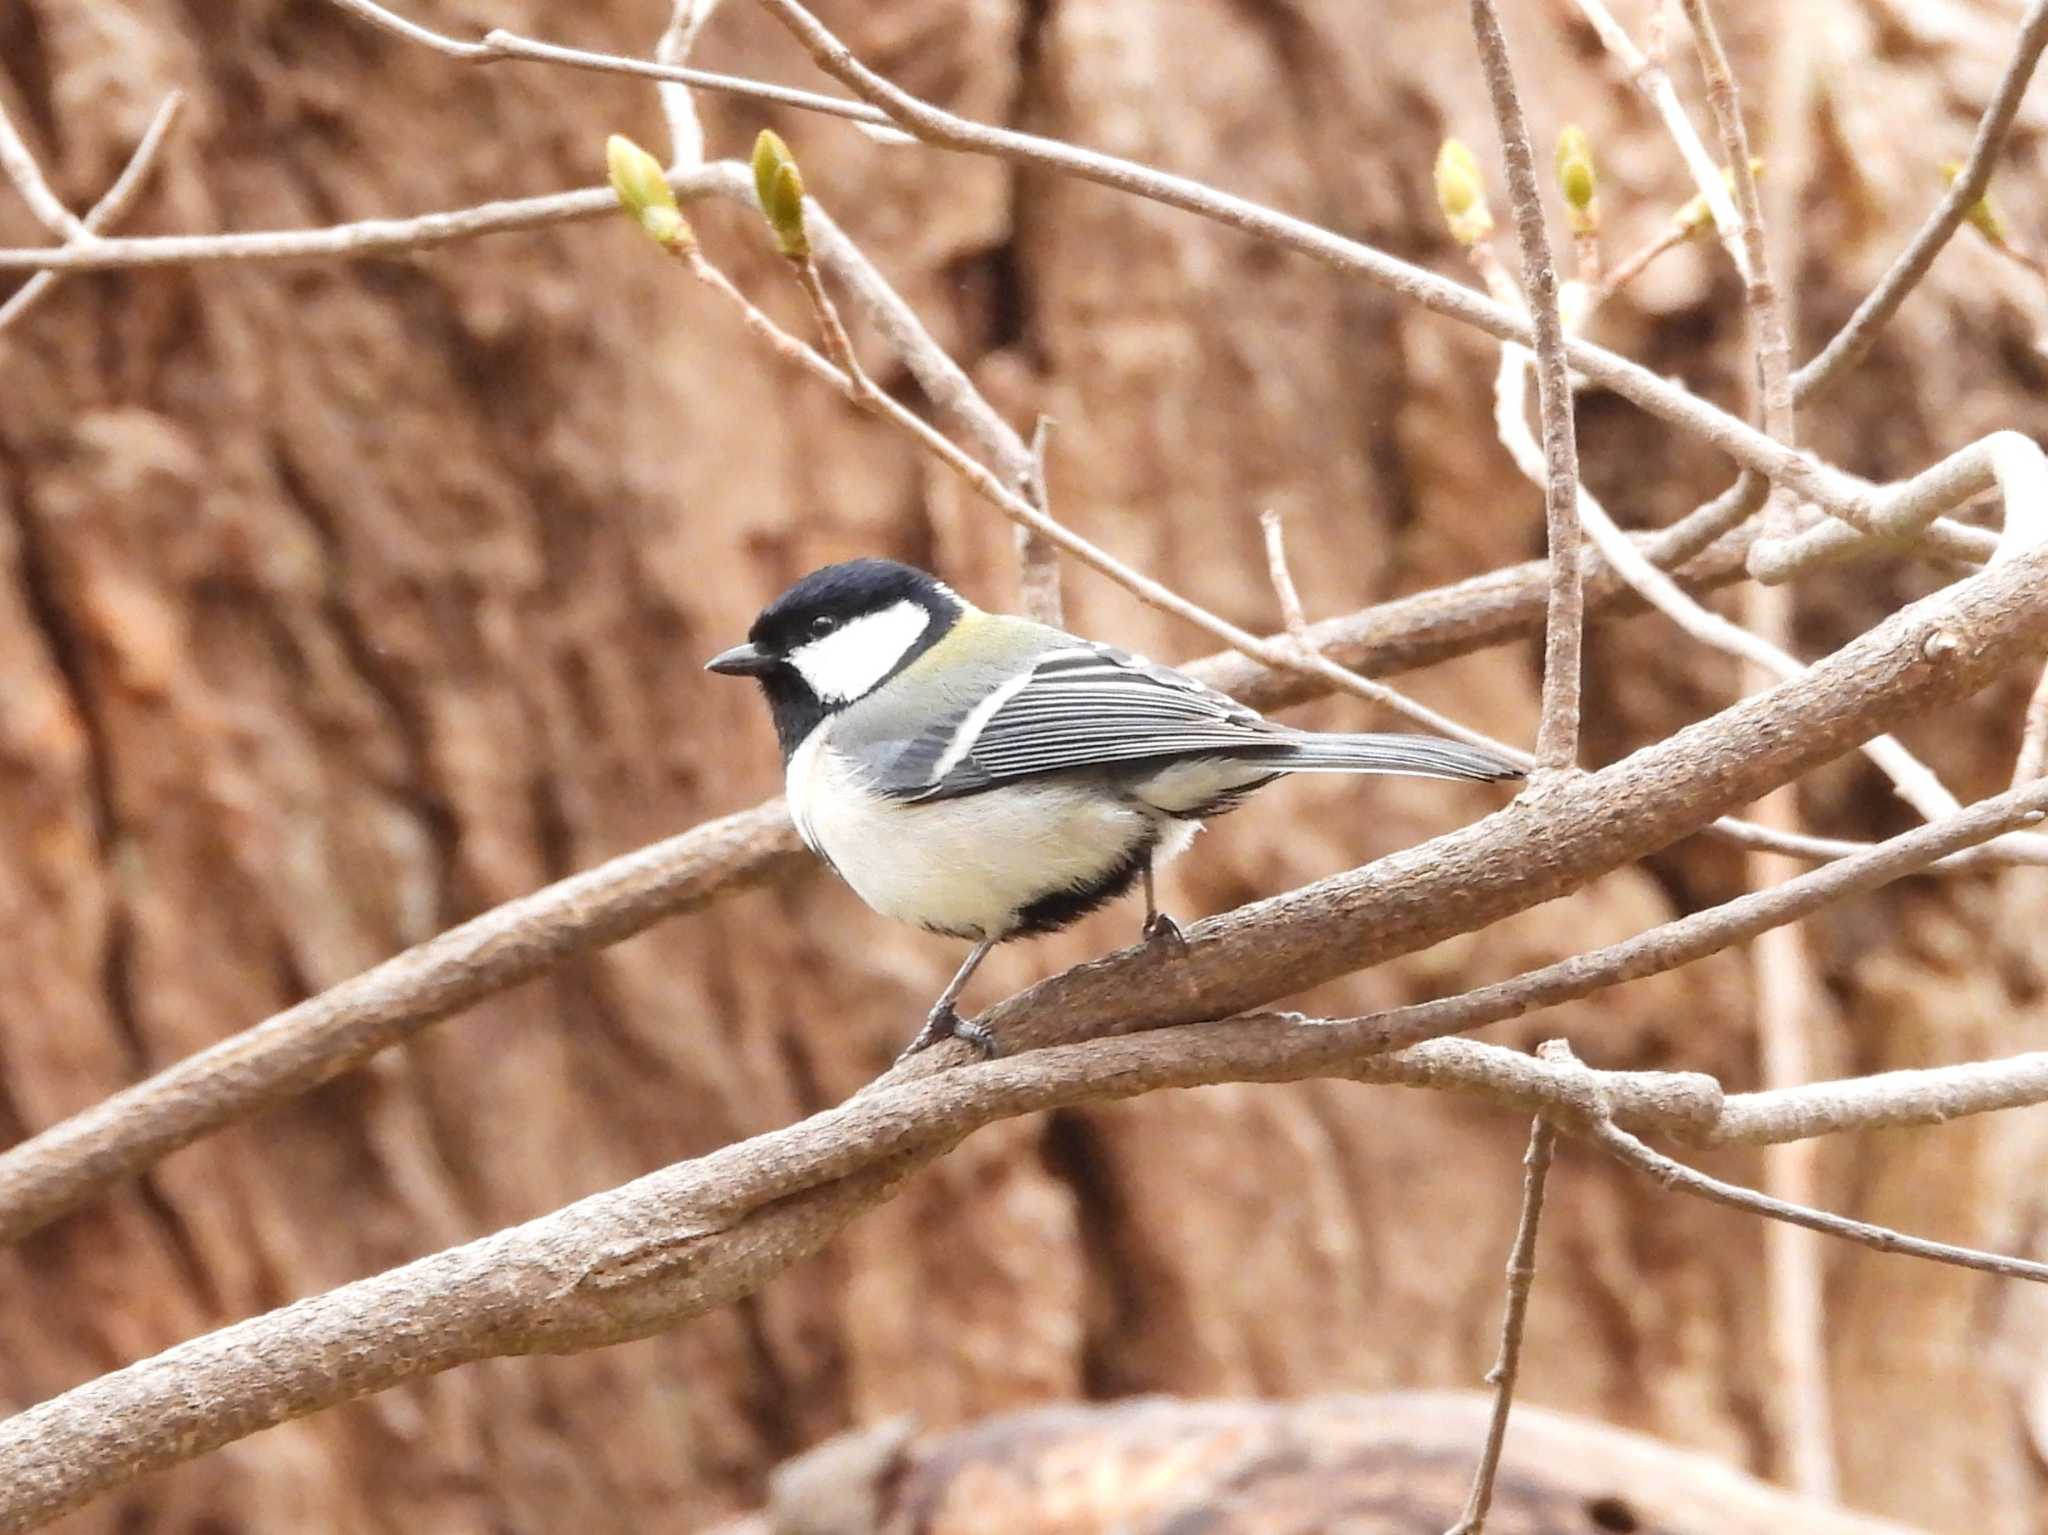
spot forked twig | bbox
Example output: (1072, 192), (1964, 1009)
(0, 95), (182, 339)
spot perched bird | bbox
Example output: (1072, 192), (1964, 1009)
(707, 559), (1522, 1057)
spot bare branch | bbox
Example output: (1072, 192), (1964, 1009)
(1492, 346), (2023, 846)
(654, 0), (724, 167)
(0, 97), (93, 244)
(6, 527), (2044, 1251)
(1446, 1114), (1556, 1535)
(1705, 1051), (2048, 1146)
(0, 94), (182, 340)
(797, 202), (1053, 617)
(0, 800), (808, 1244)
(0, 177), (702, 269)
(1794, 0), (2048, 401)
(2016, 663), (2048, 789)
(1469, 0), (1584, 771)
(1678, 0), (1795, 502)
(1568, 0), (1749, 277)
(1588, 1113), (2048, 1285)
(1016, 415), (1062, 623)
(326, 0), (890, 125)
(1749, 429), (2026, 581)
(0, 3), (1998, 579)
(1259, 509), (1314, 652)
(5, 766), (2048, 1528)
(967, 554), (2048, 1056)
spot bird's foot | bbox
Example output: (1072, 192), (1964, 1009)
(1142, 910), (1189, 956)
(897, 1003), (1003, 1063)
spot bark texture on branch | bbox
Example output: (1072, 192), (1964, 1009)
(4, 1), (2048, 1532)
(736, 1393), (1925, 1534)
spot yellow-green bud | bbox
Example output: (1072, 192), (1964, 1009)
(1942, 161), (2007, 244)
(752, 129), (811, 260)
(1435, 139), (1494, 247)
(1555, 125), (1598, 235)
(1676, 158), (1765, 235)
(606, 133), (693, 250)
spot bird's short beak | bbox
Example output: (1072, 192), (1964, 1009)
(705, 642), (776, 677)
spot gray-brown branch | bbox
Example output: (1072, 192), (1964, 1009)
(3, 542), (2047, 1533)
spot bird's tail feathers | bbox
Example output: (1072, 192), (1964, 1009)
(1267, 732), (1524, 783)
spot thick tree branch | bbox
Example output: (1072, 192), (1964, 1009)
(0, 522), (1844, 1246)
(965, 546), (2048, 1055)
(4, 760), (2048, 1530)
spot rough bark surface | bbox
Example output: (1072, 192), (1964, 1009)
(736, 1393), (1929, 1534)
(1, 1), (2045, 1531)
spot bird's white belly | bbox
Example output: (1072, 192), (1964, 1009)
(787, 734), (1156, 939)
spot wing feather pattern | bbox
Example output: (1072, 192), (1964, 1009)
(893, 642), (1519, 803)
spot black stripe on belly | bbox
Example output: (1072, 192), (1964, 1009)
(1011, 830), (1157, 938)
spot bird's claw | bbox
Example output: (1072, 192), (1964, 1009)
(1142, 911), (1189, 956)
(897, 1003), (1002, 1063)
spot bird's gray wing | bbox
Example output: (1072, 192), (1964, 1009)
(884, 642), (1286, 802)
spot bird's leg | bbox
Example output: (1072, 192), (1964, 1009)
(1141, 858), (1188, 954)
(898, 938), (1001, 1061)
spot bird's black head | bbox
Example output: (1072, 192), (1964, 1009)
(705, 559), (966, 758)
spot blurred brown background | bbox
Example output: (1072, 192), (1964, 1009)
(3, 0), (2048, 1530)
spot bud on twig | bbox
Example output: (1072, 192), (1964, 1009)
(1676, 158), (1765, 235)
(606, 133), (693, 251)
(1943, 162), (2008, 245)
(1555, 125), (1598, 236)
(1435, 139), (1494, 247)
(752, 129), (811, 260)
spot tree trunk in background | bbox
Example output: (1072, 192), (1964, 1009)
(2, 0), (2045, 1530)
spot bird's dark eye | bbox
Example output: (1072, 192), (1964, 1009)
(809, 615), (838, 637)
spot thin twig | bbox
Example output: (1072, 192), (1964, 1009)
(1679, 0), (1795, 515)
(662, 200), (1524, 758)
(1016, 415), (1062, 623)
(1492, 345), (2015, 843)
(10, 771), (2048, 1528)
(325, 0), (892, 125)
(722, 0), (1870, 522)
(1673, 3), (1836, 1482)
(0, 94), (182, 339)
(790, 256), (869, 393)
(799, 201), (1053, 618)
(1587, 1113), (2048, 1284)
(0, 98), (93, 244)
(1469, 0), (1584, 772)
(1446, 1114), (1557, 1535)
(1259, 509), (1314, 653)
(0, 176), (714, 270)
(1569, 0), (1749, 277)
(1703, 1050), (2048, 1146)
(0, 1), (1995, 576)
(1587, 220), (1692, 313)
(2015, 664), (2048, 788)
(4, 590), (2047, 1258)
(653, 0), (724, 167)
(1794, 0), (2048, 401)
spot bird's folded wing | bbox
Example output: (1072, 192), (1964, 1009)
(887, 644), (1285, 802)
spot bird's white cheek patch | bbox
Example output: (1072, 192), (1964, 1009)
(787, 600), (931, 702)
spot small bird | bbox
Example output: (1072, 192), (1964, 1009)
(707, 559), (1522, 1058)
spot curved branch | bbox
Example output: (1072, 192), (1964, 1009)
(2, 547), (2046, 1531)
